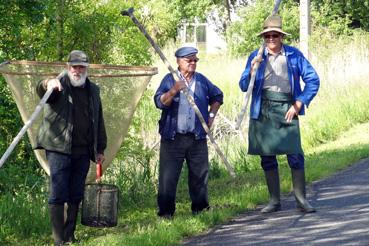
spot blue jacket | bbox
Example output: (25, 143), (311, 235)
(239, 44), (320, 119)
(154, 72), (223, 140)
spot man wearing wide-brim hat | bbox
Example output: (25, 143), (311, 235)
(239, 15), (320, 213)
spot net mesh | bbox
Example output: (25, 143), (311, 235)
(0, 61), (157, 182)
(81, 183), (118, 227)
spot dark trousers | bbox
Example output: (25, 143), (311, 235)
(157, 134), (209, 216)
(260, 153), (304, 171)
(46, 150), (90, 205)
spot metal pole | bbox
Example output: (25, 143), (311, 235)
(0, 69), (64, 168)
(0, 88), (53, 168)
(121, 8), (235, 177)
(0, 61), (10, 67)
(235, 0), (282, 129)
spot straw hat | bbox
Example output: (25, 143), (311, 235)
(258, 15), (290, 36)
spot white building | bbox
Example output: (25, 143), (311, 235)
(177, 19), (227, 54)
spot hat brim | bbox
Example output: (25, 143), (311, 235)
(67, 62), (89, 67)
(257, 28), (290, 37)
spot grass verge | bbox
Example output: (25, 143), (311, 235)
(16, 122), (367, 246)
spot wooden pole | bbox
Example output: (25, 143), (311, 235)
(122, 8), (236, 177)
(300, 0), (311, 59)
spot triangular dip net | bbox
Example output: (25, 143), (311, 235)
(0, 61), (157, 182)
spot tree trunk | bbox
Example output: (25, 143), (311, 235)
(223, 0), (232, 30)
(56, 0), (65, 61)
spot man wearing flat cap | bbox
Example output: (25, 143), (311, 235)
(239, 15), (320, 214)
(36, 50), (107, 245)
(154, 46), (223, 218)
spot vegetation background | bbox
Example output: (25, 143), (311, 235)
(1, 0), (369, 245)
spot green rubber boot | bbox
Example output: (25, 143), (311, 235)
(291, 169), (316, 213)
(261, 169), (281, 213)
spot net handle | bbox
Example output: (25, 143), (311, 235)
(0, 71), (64, 169)
(0, 88), (53, 168)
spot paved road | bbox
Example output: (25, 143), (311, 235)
(183, 158), (369, 246)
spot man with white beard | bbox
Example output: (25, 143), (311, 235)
(36, 50), (107, 245)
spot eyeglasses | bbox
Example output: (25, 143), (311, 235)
(263, 34), (280, 39)
(182, 58), (199, 63)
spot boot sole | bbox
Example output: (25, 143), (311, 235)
(261, 205), (281, 213)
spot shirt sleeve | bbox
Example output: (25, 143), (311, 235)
(153, 73), (175, 109)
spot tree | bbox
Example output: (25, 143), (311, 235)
(312, 0), (369, 31)
(226, 0), (299, 56)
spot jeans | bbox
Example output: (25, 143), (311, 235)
(261, 154), (304, 171)
(157, 134), (209, 216)
(46, 150), (90, 205)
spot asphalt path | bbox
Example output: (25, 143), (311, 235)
(183, 158), (369, 246)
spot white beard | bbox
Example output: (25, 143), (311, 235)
(68, 71), (87, 87)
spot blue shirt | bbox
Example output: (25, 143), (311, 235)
(154, 72), (224, 140)
(177, 73), (196, 134)
(239, 44), (320, 119)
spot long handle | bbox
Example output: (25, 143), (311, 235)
(0, 88), (54, 168)
(121, 8), (235, 177)
(235, 0), (283, 130)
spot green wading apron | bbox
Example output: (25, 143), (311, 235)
(248, 90), (303, 155)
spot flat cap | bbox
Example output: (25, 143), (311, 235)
(174, 47), (198, 58)
(67, 50), (89, 67)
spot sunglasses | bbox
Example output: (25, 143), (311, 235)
(182, 58), (199, 63)
(263, 34), (280, 39)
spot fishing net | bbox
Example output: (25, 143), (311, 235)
(0, 61), (157, 182)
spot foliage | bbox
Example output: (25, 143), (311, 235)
(226, 0), (300, 57)
(103, 91), (158, 207)
(311, 0), (369, 31)
(310, 1), (353, 36)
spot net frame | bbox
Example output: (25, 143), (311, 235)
(0, 60), (158, 181)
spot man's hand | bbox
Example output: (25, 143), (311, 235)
(173, 80), (187, 93)
(285, 101), (303, 123)
(45, 78), (63, 91)
(96, 153), (105, 163)
(251, 56), (263, 71)
(160, 80), (187, 106)
(208, 117), (215, 129)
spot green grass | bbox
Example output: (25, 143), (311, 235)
(80, 122), (369, 246)
(7, 122), (369, 246)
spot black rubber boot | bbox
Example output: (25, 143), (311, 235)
(291, 169), (316, 213)
(49, 204), (65, 246)
(261, 169), (281, 213)
(63, 203), (79, 244)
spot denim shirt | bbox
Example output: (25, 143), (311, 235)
(239, 44), (320, 119)
(177, 74), (196, 134)
(154, 72), (224, 140)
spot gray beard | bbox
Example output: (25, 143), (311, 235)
(68, 71), (87, 87)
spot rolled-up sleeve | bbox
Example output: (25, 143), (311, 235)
(154, 74), (174, 109)
(208, 83), (223, 105)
